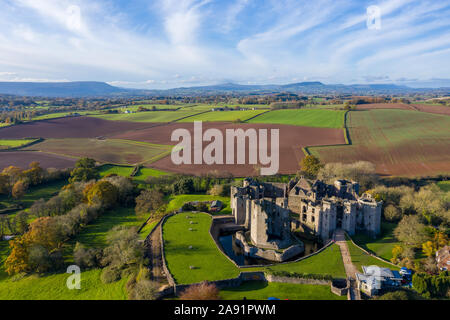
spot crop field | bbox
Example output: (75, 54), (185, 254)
(310, 109), (450, 176)
(437, 181), (450, 192)
(0, 151), (77, 170)
(0, 139), (37, 149)
(220, 281), (346, 300)
(177, 110), (267, 122)
(90, 110), (202, 123)
(246, 109), (346, 128)
(163, 212), (240, 284)
(24, 138), (172, 166)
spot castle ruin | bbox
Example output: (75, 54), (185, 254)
(230, 177), (382, 259)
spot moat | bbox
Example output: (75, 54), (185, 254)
(218, 233), (323, 266)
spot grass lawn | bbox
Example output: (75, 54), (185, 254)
(26, 138), (172, 166)
(0, 269), (128, 300)
(133, 167), (170, 183)
(163, 212), (240, 284)
(90, 110), (201, 122)
(351, 222), (401, 261)
(165, 194), (231, 215)
(246, 244), (347, 278)
(437, 181), (450, 192)
(220, 281), (346, 300)
(0, 139), (37, 149)
(177, 110), (267, 122)
(247, 109), (346, 128)
(346, 239), (399, 272)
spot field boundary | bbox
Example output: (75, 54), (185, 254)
(242, 109), (272, 122)
(303, 110), (352, 156)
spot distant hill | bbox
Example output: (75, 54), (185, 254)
(0, 80), (447, 97)
(0, 81), (127, 97)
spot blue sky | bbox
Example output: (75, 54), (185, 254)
(0, 0), (450, 89)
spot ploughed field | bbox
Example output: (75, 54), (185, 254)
(111, 122), (345, 176)
(310, 109), (450, 176)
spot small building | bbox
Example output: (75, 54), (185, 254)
(210, 200), (223, 212)
(436, 246), (450, 271)
(356, 265), (403, 296)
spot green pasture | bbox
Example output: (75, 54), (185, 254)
(220, 281), (346, 300)
(346, 238), (399, 272)
(246, 109), (346, 128)
(351, 222), (401, 261)
(0, 139), (37, 149)
(437, 181), (450, 192)
(163, 212), (240, 284)
(177, 110), (267, 122)
(89, 110), (201, 122)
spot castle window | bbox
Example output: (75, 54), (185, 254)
(302, 214), (307, 222)
(312, 216), (315, 223)
(312, 208), (315, 213)
(303, 206), (306, 213)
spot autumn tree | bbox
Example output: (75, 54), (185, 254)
(69, 158), (99, 183)
(394, 215), (428, 247)
(12, 179), (29, 199)
(135, 189), (165, 217)
(85, 180), (118, 208)
(299, 155), (323, 178)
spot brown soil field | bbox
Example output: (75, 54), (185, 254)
(0, 151), (77, 170)
(310, 109), (450, 177)
(411, 104), (450, 116)
(24, 138), (172, 166)
(0, 116), (155, 139)
(111, 122), (345, 176)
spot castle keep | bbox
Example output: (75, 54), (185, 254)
(231, 178), (382, 245)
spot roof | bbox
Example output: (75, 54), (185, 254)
(362, 265), (401, 280)
(356, 273), (381, 290)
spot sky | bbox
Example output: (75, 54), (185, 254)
(0, 0), (450, 89)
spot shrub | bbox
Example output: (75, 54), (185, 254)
(179, 281), (220, 300)
(384, 205), (402, 222)
(73, 242), (101, 269)
(128, 280), (159, 300)
(101, 267), (121, 284)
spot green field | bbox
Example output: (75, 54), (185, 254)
(346, 239), (399, 272)
(177, 110), (267, 122)
(246, 244), (346, 278)
(65, 207), (146, 254)
(0, 139), (37, 149)
(0, 269), (128, 300)
(247, 109), (346, 128)
(98, 164), (169, 183)
(351, 222), (401, 261)
(437, 181), (450, 192)
(310, 109), (450, 176)
(220, 281), (346, 300)
(165, 194), (231, 215)
(90, 110), (201, 122)
(26, 139), (172, 166)
(163, 212), (240, 284)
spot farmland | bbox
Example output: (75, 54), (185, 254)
(247, 109), (346, 128)
(24, 138), (172, 166)
(90, 110), (202, 123)
(310, 109), (450, 176)
(0, 139), (37, 149)
(0, 151), (77, 170)
(177, 110), (267, 122)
